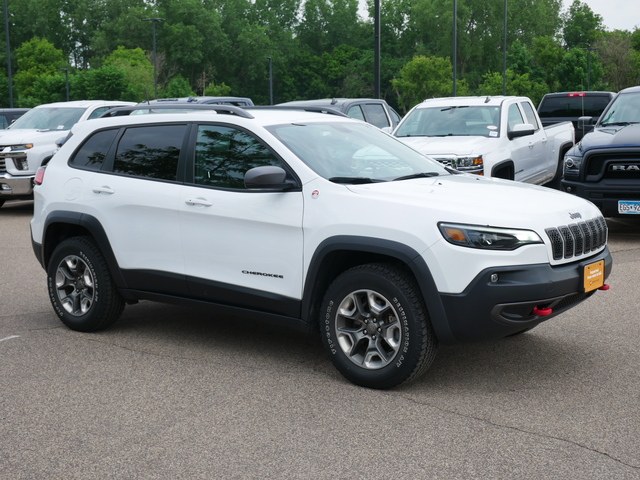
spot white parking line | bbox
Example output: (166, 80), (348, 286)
(0, 335), (20, 342)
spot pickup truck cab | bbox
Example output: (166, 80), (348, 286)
(0, 100), (135, 207)
(562, 85), (640, 216)
(537, 91), (615, 142)
(393, 96), (575, 186)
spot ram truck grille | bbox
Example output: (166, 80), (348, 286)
(545, 216), (607, 260)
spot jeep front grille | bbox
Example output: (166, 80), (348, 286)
(545, 216), (607, 260)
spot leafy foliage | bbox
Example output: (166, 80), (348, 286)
(1, 0), (638, 110)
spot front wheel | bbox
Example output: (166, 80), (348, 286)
(47, 236), (125, 332)
(320, 263), (438, 389)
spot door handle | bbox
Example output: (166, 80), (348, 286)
(185, 197), (213, 207)
(92, 186), (115, 194)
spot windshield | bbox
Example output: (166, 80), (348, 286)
(8, 107), (85, 131)
(266, 121), (449, 182)
(599, 92), (640, 126)
(395, 105), (501, 137)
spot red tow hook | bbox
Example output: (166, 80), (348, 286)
(533, 306), (553, 316)
(599, 284), (611, 291)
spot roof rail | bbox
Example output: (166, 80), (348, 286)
(100, 103), (255, 119)
(246, 105), (349, 117)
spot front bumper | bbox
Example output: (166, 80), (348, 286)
(0, 172), (35, 197)
(437, 246), (612, 343)
(561, 177), (640, 217)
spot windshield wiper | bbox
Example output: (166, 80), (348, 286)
(393, 172), (440, 181)
(601, 121), (634, 127)
(328, 177), (384, 184)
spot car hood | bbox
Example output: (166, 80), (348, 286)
(581, 123), (640, 151)
(346, 173), (601, 231)
(0, 129), (68, 146)
(396, 135), (494, 156)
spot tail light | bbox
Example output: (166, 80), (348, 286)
(34, 166), (46, 185)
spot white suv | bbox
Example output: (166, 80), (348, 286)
(31, 106), (612, 389)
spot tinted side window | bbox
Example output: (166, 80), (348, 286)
(194, 125), (285, 189)
(113, 125), (186, 181)
(362, 103), (390, 128)
(0, 115), (8, 129)
(520, 102), (540, 130)
(70, 129), (118, 170)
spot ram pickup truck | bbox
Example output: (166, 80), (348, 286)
(0, 100), (134, 207)
(562, 85), (640, 217)
(393, 96), (575, 186)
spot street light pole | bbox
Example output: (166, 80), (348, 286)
(374, 0), (381, 98)
(503, 0), (507, 95)
(4, 0), (13, 107)
(142, 18), (164, 99)
(453, 0), (457, 96)
(266, 57), (273, 105)
(61, 68), (69, 101)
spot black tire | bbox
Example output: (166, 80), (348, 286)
(0, 199), (5, 208)
(47, 236), (125, 332)
(320, 263), (438, 389)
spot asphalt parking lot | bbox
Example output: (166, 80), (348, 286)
(1, 199), (639, 479)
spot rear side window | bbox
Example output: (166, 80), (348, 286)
(70, 129), (118, 170)
(0, 115), (8, 129)
(194, 125), (285, 189)
(538, 95), (613, 117)
(362, 103), (390, 128)
(113, 125), (186, 181)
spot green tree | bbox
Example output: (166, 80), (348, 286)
(14, 37), (67, 100)
(554, 48), (605, 91)
(562, 0), (605, 49)
(162, 76), (196, 98)
(392, 56), (466, 112)
(104, 47), (154, 101)
(531, 36), (566, 90)
(478, 70), (548, 105)
(596, 31), (640, 91)
(72, 65), (128, 100)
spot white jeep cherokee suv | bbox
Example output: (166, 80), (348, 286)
(31, 106), (612, 389)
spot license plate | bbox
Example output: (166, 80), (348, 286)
(584, 260), (605, 292)
(618, 200), (640, 214)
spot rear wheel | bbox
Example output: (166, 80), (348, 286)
(320, 263), (438, 389)
(47, 236), (125, 332)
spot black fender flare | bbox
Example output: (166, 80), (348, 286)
(41, 211), (128, 289)
(491, 159), (515, 179)
(302, 235), (455, 344)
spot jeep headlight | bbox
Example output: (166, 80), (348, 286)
(564, 154), (582, 176)
(438, 222), (542, 250)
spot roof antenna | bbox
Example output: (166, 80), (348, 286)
(484, 96), (491, 103)
(331, 98), (337, 105)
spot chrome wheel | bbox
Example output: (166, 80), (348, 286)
(55, 254), (96, 316)
(334, 289), (402, 370)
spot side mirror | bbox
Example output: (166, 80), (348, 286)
(507, 123), (535, 140)
(578, 116), (594, 130)
(244, 166), (292, 190)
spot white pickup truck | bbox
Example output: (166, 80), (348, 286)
(0, 100), (134, 207)
(393, 96), (575, 186)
